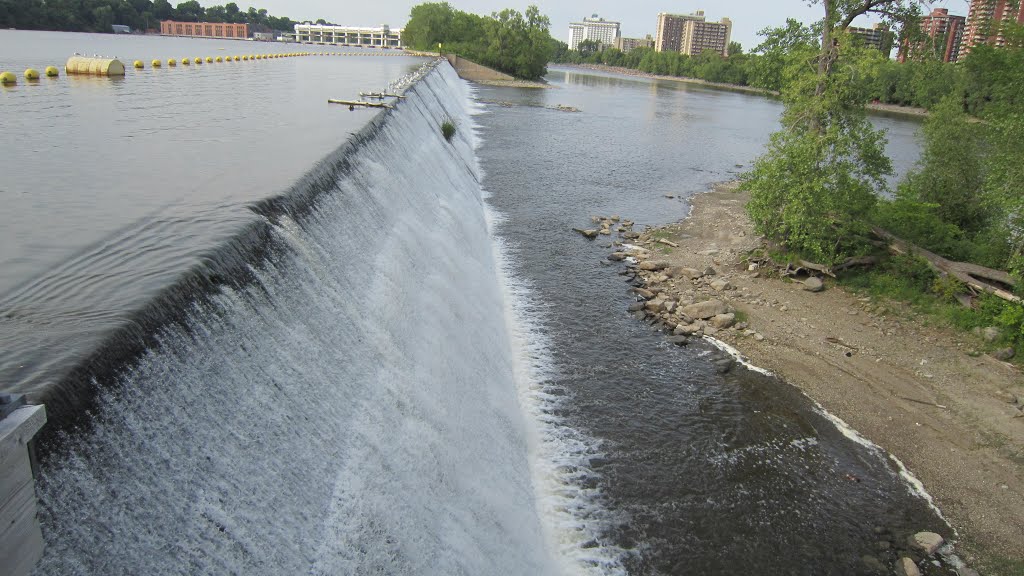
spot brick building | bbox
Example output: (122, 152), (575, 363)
(160, 21), (249, 39)
(899, 8), (966, 63)
(961, 0), (1024, 59)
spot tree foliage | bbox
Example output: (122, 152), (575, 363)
(403, 2), (554, 80)
(0, 0), (299, 33)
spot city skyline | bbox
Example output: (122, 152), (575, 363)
(226, 0), (971, 52)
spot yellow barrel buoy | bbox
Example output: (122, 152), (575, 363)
(215, 56), (223, 62)
(133, 60), (144, 69)
(24, 68), (40, 80)
(1, 71), (16, 85)
(206, 56), (213, 63)
(45, 66), (59, 77)
(181, 58), (189, 65)
(64, 56), (126, 76)
(168, 58), (177, 66)
(152, 59), (162, 68)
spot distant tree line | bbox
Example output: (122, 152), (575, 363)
(0, 0), (301, 33)
(402, 2), (555, 80)
(551, 17), (987, 111)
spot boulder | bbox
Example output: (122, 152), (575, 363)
(896, 557), (922, 576)
(907, 532), (944, 556)
(993, 347), (1016, 361)
(666, 335), (689, 346)
(645, 299), (666, 313)
(627, 302), (645, 312)
(682, 300), (728, 320)
(803, 277), (825, 292)
(710, 278), (731, 291)
(664, 300), (677, 314)
(980, 326), (1002, 343)
(710, 313), (736, 329)
(639, 260), (669, 271)
(633, 288), (655, 300)
(674, 323), (703, 336)
(703, 266), (717, 276)
(994, 389), (1019, 404)
(860, 555), (886, 575)
(573, 228), (599, 239)
(608, 252), (627, 261)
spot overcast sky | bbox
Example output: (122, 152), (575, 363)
(242, 0), (971, 51)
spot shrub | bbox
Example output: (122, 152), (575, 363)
(441, 119), (456, 142)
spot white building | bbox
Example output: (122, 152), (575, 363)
(293, 23), (403, 48)
(568, 15), (621, 50)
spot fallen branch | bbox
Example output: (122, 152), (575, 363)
(871, 226), (1019, 304)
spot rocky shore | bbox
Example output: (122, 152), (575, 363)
(579, 182), (1024, 575)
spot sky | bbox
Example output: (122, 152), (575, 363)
(240, 0), (972, 51)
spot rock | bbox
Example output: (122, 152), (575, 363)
(677, 313), (694, 325)
(979, 326), (1002, 342)
(682, 300), (728, 320)
(608, 252), (627, 261)
(674, 323), (703, 336)
(710, 313), (736, 329)
(710, 278), (731, 291)
(754, 333), (765, 341)
(627, 302), (645, 312)
(703, 266), (717, 276)
(639, 260), (669, 271)
(573, 228), (599, 239)
(666, 335), (689, 346)
(803, 277), (825, 292)
(633, 288), (655, 300)
(664, 300), (677, 314)
(896, 557), (922, 576)
(599, 229), (611, 235)
(908, 532), (944, 556)
(622, 231), (641, 239)
(713, 358), (733, 373)
(860, 555), (886, 574)
(994, 389), (1019, 404)
(993, 347), (1016, 361)
(645, 299), (666, 313)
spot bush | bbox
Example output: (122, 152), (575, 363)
(441, 119), (456, 142)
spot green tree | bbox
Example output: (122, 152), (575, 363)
(743, 1), (920, 264)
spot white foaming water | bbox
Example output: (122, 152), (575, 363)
(33, 63), (605, 575)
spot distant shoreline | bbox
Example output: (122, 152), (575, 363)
(552, 63), (929, 118)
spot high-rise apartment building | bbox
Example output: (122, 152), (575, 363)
(961, 0), (1024, 59)
(847, 23), (894, 53)
(615, 35), (654, 53)
(899, 8), (966, 63)
(655, 10), (733, 57)
(568, 15), (621, 50)
(655, 11), (706, 53)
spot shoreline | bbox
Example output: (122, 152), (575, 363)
(554, 63), (929, 118)
(599, 183), (1023, 574)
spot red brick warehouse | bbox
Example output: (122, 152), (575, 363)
(160, 21), (249, 39)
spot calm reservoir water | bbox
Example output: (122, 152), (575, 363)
(0, 32), (946, 575)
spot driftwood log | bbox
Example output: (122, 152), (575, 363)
(871, 226), (1019, 304)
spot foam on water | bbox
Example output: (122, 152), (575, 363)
(31, 63), (613, 576)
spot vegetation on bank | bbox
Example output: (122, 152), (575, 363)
(735, 0), (1024, 358)
(1, 0), (307, 34)
(402, 2), (555, 80)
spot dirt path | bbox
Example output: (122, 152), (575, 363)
(604, 183), (1024, 574)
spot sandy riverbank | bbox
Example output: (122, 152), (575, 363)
(600, 183), (1023, 574)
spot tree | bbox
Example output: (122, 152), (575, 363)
(743, 1), (922, 263)
(727, 41), (743, 56)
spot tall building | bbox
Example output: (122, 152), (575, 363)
(655, 11), (706, 53)
(847, 23), (894, 53)
(961, 0), (1024, 59)
(568, 15), (621, 50)
(899, 8), (966, 63)
(615, 35), (654, 53)
(680, 18), (733, 56)
(655, 10), (732, 57)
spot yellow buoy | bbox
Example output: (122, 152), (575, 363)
(24, 68), (40, 80)
(168, 58), (177, 66)
(233, 55), (240, 61)
(45, 66), (59, 77)
(152, 59), (161, 67)
(215, 56), (223, 62)
(181, 58), (190, 65)
(205, 56), (213, 63)
(194, 57), (202, 65)
(1, 71), (16, 84)
(242, 55), (249, 61)
(133, 60), (144, 69)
